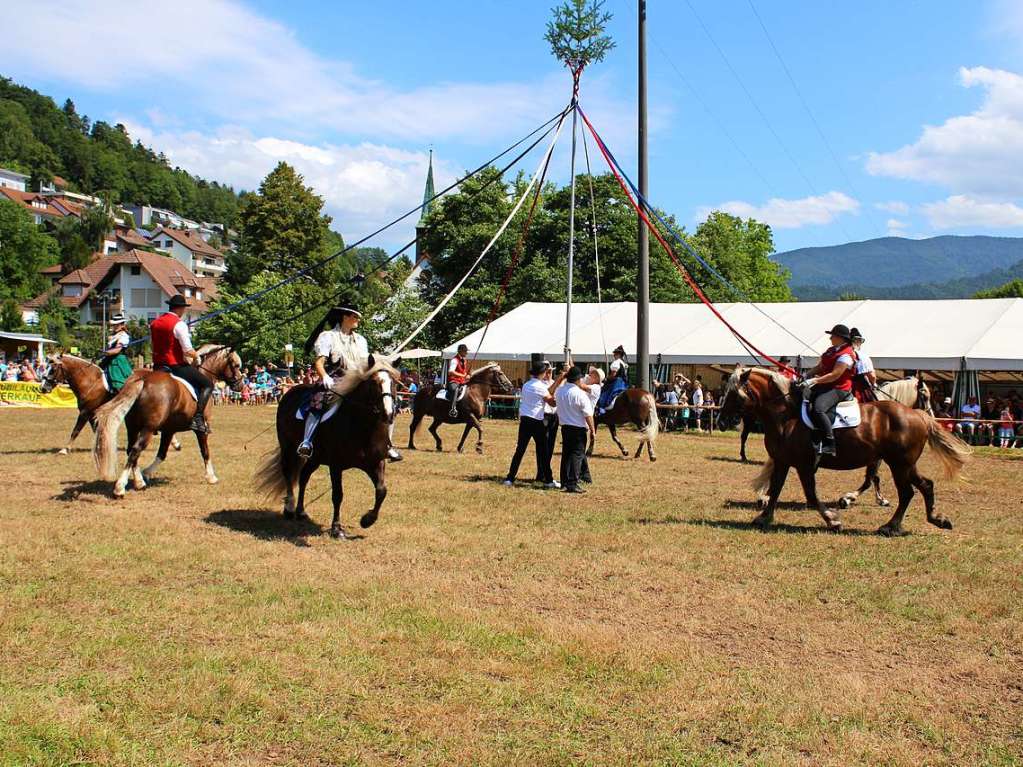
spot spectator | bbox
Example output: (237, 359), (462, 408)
(555, 367), (595, 494)
(998, 404), (1015, 448)
(703, 390), (716, 430)
(691, 376), (704, 432)
(19, 360), (38, 382)
(955, 395), (981, 443)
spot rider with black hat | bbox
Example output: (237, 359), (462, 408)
(802, 323), (857, 456)
(298, 304), (368, 459)
(150, 294), (213, 433)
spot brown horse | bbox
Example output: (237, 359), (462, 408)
(719, 366), (970, 535)
(254, 355), (399, 539)
(41, 353), (181, 455)
(93, 345), (243, 497)
(407, 363), (513, 453)
(586, 387), (659, 460)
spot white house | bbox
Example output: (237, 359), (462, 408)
(148, 226), (227, 279)
(22, 250), (215, 325)
(0, 168), (29, 192)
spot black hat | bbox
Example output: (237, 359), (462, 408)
(529, 361), (547, 376)
(778, 355), (791, 364)
(166, 294), (188, 308)
(457, 343), (468, 353)
(613, 345), (626, 355)
(566, 366), (583, 383)
(849, 327), (865, 342)
(825, 324), (851, 341)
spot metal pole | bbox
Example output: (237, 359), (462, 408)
(637, 0), (650, 391)
(102, 295), (108, 351)
(565, 103), (579, 364)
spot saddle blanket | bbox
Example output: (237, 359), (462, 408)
(801, 399), (860, 430)
(434, 387), (467, 402)
(170, 375), (197, 401)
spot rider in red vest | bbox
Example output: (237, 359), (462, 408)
(802, 324), (857, 457)
(151, 294), (213, 433)
(445, 344), (470, 418)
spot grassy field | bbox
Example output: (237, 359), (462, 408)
(1, 405), (1021, 766)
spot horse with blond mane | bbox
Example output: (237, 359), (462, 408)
(719, 366), (969, 535)
(407, 363), (513, 453)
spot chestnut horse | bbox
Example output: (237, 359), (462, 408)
(93, 345), (243, 497)
(41, 353), (180, 455)
(586, 388), (659, 461)
(407, 364), (513, 453)
(255, 355), (399, 539)
(719, 367), (970, 535)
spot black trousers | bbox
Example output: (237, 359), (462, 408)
(544, 413), (559, 481)
(560, 424), (590, 490)
(809, 387), (851, 441)
(168, 363), (213, 412)
(506, 416), (551, 483)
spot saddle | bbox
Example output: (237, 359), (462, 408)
(801, 398), (860, 430)
(435, 385), (467, 402)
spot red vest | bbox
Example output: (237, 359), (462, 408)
(818, 344), (855, 392)
(449, 356), (469, 384)
(151, 311), (186, 366)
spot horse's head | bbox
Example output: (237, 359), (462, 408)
(916, 378), (934, 416)
(198, 345), (244, 391)
(336, 354), (401, 423)
(39, 353), (65, 394)
(486, 364), (514, 393)
(719, 365), (791, 426)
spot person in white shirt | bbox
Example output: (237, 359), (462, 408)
(503, 361), (559, 487)
(585, 366), (605, 408)
(691, 377), (704, 431)
(849, 327), (877, 402)
(555, 367), (596, 493)
(298, 305), (371, 459)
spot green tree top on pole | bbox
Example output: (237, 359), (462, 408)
(545, 0), (615, 84)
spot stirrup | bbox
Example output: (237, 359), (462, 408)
(190, 415), (209, 434)
(297, 442), (313, 459)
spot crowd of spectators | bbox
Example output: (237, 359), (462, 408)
(935, 391), (1023, 448)
(653, 373), (721, 432)
(0, 355), (47, 383)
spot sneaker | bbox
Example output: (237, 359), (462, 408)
(388, 448), (403, 462)
(543, 481), (561, 489)
(502, 479), (513, 486)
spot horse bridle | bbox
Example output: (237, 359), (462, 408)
(199, 348), (244, 389)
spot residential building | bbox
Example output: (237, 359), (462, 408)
(0, 187), (68, 225)
(22, 250), (215, 325)
(148, 226), (227, 278)
(0, 168), (29, 192)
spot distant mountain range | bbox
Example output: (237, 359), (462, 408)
(774, 235), (1023, 299)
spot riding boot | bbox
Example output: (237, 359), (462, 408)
(191, 387), (212, 434)
(298, 412), (321, 459)
(446, 383), (459, 419)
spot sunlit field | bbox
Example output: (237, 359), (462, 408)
(1, 405), (1020, 766)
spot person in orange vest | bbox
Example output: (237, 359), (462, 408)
(445, 343), (470, 418)
(801, 323), (857, 457)
(150, 294), (213, 433)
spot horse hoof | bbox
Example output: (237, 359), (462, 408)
(649, 456), (657, 462)
(113, 488), (126, 499)
(827, 521), (843, 533)
(57, 448), (69, 456)
(360, 511), (378, 529)
(751, 513), (771, 529)
(838, 496), (852, 510)
(207, 476), (219, 485)
(933, 517), (954, 530)
(330, 526), (345, 539)
(879, 499), (891, 508)
(877, 525), (907, 537)
(475, 446), (483, 455)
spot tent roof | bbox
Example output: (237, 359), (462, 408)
(445, 299), (1023, 371)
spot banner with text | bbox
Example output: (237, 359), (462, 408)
(0, 382), (77, 408)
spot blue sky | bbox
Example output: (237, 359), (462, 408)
(4, 0), (1023, 255)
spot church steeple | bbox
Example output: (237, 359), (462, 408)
(418, 149), (435, 224)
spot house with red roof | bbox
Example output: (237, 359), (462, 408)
(22, 250), (215, 326)
(148, 226), (227, 279)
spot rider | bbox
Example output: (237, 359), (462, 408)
(298, 305), (368, 459)
(100, 312), (133, 392)
(596, 345), (629, 413)
(151, 294), (212, 434)
(445, 343), (470, 419)
(776, 355), (799, 381)
(849, 328), (877, 402)
(802, 324), (857, 457)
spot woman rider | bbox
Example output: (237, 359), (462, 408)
(596, 345), (629, 414)
(802, 324), (857, 457)
(849, 327), (877, 402)
(101, 312), (133, 392)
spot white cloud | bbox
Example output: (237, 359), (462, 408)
(866, 66), (1023, 197)
(922, 194), (1023, 229)
(875, 200), (910, 215)
(697, 192), (859, 229)
(0, 0), (630, 145)
(885, 218), (908, 236)
(121, 121), (459, 245)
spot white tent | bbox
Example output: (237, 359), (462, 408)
(446, 299), (1023, 371)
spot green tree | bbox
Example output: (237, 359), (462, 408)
(1, 299), (24, 331)
(838, 291), (866, 301)
(975, 279), (1023, 299)
(0, 199), (59, 301)
(545, 0), (615, 72)
(688, 212), (793, 302)
(38, 294), (73, 348)
(52, 205), (112, 273)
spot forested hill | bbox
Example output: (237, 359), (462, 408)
(0, 77), (243, 227)
(775, 235), (1023, 298)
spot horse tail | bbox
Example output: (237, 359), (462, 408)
(640, 391), (658, 447)
(752, 458), (774, 496)
(926, 416), (971, 480)
(253, 443), (288, 500)
(93, 377), (145, 480)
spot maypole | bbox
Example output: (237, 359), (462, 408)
(545, 0), (615, 363)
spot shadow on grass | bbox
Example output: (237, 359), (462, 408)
(723, 498), (807, 511)
(685, 517), (878, 536)
(51, 479), (112, 502)
(707, 455), (765, 466)
(205, 508), (329, 545)
(4, 447), (72, 456)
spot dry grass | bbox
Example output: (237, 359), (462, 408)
(0, 406), (1021, 766)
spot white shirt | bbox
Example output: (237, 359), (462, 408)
(519, 377), (550, 420)
(448, 357), (461, 374)
(692, 386), (704, 407)
(855, 352), (874, 375)
(314, 325), (368, 370)
(108, 330), (130, 350)
(610, 358), (624, 376)
(555, 383), (594, 428)
(173, 319), (194, 354)
(587, 382), (601, 407)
